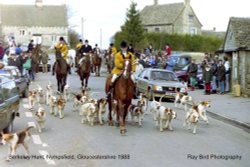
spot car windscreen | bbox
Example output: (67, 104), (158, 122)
(150, 71), (178, 81)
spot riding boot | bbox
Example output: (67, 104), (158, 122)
(67, 64), (71, 74)
(52, 63), (55, 75)
(75, 65), (79, 73)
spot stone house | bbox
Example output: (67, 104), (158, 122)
(140, 0), (202, 35)
(0, 0), (68, 47)
(219, 17), (250, 97)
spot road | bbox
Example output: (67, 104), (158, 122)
(0, 68), (249, 167)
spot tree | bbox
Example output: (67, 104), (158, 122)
(68, 29), (80, 48)
(114, 1), (145, 49)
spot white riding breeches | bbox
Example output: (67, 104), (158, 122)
(111, 73), (135, 83)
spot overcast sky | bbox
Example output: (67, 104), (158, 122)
(1, 0), (250, 48)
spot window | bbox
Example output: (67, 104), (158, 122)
(19, 30), (25, 36)
(190, 27), (197, 35)
(189, 15), (194, 23)
(155, 27), (160, 32)
(144, 28), (148, 32)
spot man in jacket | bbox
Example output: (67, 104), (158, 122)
(106, 41), (136, 97)
(187, 59), (198, 91)
(217, 60), (226, 94)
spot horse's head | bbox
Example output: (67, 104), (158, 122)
(55, 48), (62, 60)
(123, 59), (132, 78)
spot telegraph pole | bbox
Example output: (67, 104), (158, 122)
(100, 28), (102, 49)
(81, 17), (86, 40)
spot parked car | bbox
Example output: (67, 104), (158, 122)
(0, 76), (20, 132)
(175, 64), (204, 89)
(135, 68), (186, 100)
(166, 52), (205, 71)
(0, 66), (30, 98)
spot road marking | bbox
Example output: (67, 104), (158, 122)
(42, 143), (49, 147)
(39, 150), (56, 165)
(32, 135), (43, 145)
(25, 112), (33, 117)
(22, 98), (29, 103)
(28, 121), (36, 128)
(23, 104), (30, 109)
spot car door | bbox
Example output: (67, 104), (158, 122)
(137, 70), (150, 93)
(0, 86), (9, 130)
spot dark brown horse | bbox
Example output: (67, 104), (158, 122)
(92, 53), (102, 76)
(75, 49), (81, 67)
(105, 59), (134, 134)
(78, 54), (91, 88)
(55, 48), (68, 92)
(32, 44), (42, 73)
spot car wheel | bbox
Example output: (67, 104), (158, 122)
(23, 87), (29, 98)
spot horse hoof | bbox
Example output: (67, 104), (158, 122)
(120, 129), (127, 135)
(115, 122), (120, 127)
(108, 121), (114, 126)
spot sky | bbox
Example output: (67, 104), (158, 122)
(1, 0), (250, 48)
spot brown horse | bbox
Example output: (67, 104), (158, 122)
(92, 53), (102, 76)
(78, 54), (91, 88)
(75, 49), (81, 67)
(105, 59), (134, 134)
(32, 44), (41, 73)
(104, 51), (113, 74)
(55, 48), (68, 92)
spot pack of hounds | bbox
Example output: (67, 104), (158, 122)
(0, 81), (211, 161)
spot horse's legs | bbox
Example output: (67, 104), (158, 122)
(85, 77), (89, 88)
(119, 101), (126, 134)
(57, 78), (60, 92)
(107, 97), (113, 126)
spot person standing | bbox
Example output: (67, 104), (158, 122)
(165, 43), (171, 59)
(41, 51), (48, 73)
(224, 57), (230, 93)
(28, 39), (34, 52)
(217, 60), (226, 95)
(210, 59), (218, 94)
(128, 43), (134, 54)
(8, 50), (23, 73)
(187, 59), (198, 91)
(203, 65), (213, 95)
(0, 42), (5, 60)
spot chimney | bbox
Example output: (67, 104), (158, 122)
(154, 0), (158, 5)
(35, 0), (43, 7)
(185, 0), (190, 5)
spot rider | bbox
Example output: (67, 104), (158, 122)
(52, 36), (71, 75)
(106, 41), (136, 97)
(75, 39), (92, 73)
(76, 39), (83, 50)
(93, 44), (100, 55)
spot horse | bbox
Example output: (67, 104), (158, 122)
(105, 59), (134, 134)
(32, 44), (42, 73)
(55, 48), (68, 92)
(75, 49), (81, 67)
(92, 53), (102, 76)
(78, 54), (91, 89)
(104, 51), (113, 74)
